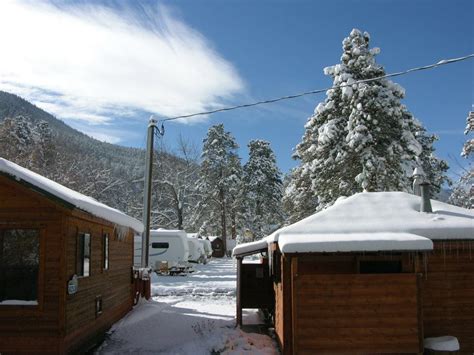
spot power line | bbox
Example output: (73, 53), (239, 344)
(161, 53), (474, 123)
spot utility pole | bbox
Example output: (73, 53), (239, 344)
(141, 117), (157, 268)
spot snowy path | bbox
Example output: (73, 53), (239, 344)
(96, 258), (278, 354)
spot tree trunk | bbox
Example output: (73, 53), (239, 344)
(177, 206), (183, 230)
(231, 210), (237, 239)
(220, 187), (227, 253)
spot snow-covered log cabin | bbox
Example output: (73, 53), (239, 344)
(233, 191), (474, 354)
(0, 158), (144, 354)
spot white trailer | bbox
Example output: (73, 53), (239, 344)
(134, 229), (190, 274)
(199, 238), (213, 258)
(187, 237), (206, 264)
(187, 233), (213, 260)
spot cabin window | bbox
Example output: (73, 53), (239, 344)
(103, 233), (109, 271)
(359, 260), (402, 274)
(0, 229), (40, 304)
(77, 233), (91, 277)
(152, 242), (169, 249)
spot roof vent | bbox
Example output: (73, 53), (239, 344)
(420, 181), (433, 213)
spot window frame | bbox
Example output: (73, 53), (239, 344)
(103, 233), (109, 271)
(0, 225), (44, 312)
(76, 233), (91, 278)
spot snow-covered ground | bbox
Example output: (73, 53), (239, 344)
(96, 258), (278, 354)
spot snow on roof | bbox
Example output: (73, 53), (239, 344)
(232, 238), (268, 257)
(275, 192), (473, 242)
(0, 158), (144, 233)
(278, 233), (433, 254)
(234, 192), (472, 256)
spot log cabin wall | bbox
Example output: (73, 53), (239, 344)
(279, 253), (423, 354)
(0, 175), (66, 354)
(423, 240), (474, 353)
(63, 210), (134, 353)
(0, 174), (135, 353)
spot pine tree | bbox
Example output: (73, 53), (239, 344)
(449, 111), (473, 208)
(283, 165), (318, 224)
(0, 115), (55, 173)
(193, 124), (241, 251)
(242, 140), (284, 240)
(412, 122), (450, 196)
(285, 29), (434, 219)
(227, 153), (243, 240)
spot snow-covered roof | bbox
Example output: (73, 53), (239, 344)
(0, 158), (144, 233)
(278, 233), (433, 253)
(232, 238), (268, 257)
(233, 192), (473, 256)
(274, 192), (473, 241)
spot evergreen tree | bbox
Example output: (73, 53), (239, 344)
(193, 124), (241, 250)
(0, 115), (55, 173)
(449, 111), (473, 208)
(285, 29), (436, 219)
(242, 140), (284, 240)
(412, 122), (450, 196)
(227, 153), (243, 240)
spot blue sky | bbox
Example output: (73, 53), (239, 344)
(0, 0), (472, 177)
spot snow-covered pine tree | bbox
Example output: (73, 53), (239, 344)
(0, 115), (55, 173)
(0, 115), (35, 166)
(227, 153), (243, 240)
(193, 124), (241, 251)
(285, 29), (427, 218)
(283, 161), (318, 224)
(241, 140), (284, 240)
(449, 111), (473, 208)
(411, 121), (450, 196)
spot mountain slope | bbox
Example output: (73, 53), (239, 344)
(0, 91), (156, 221)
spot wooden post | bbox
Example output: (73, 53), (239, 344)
(291, 256), (298, 355)
(236, 257), (243, 327)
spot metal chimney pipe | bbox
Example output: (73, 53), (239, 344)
(412, 167), (425, 197)
(420, 181), (432, 213)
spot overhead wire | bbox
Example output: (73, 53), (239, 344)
(160, 53), (474, 123)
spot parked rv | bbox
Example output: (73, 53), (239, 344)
(187, 233), (213, 261)
(134, 229), (190, 275)
(200, 238), (213, 259)
(187, 236), (206, 264)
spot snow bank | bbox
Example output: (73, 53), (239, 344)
(278, 232), (433, 253)
(424, 336), (460, 351)
(0, 158), (143, 233)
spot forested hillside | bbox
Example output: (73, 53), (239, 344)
(0, 91), (197, 226)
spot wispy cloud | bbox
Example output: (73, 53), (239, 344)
(0, 0), (244, 126)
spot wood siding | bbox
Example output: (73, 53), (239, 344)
(64, 210), (134, 352)
(0, 175), (66, 354)
(423, 241), (474, 353)
(0, 175), (135, 354)
(292, 272), (422, 354)
(274, 255), (293, 355)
